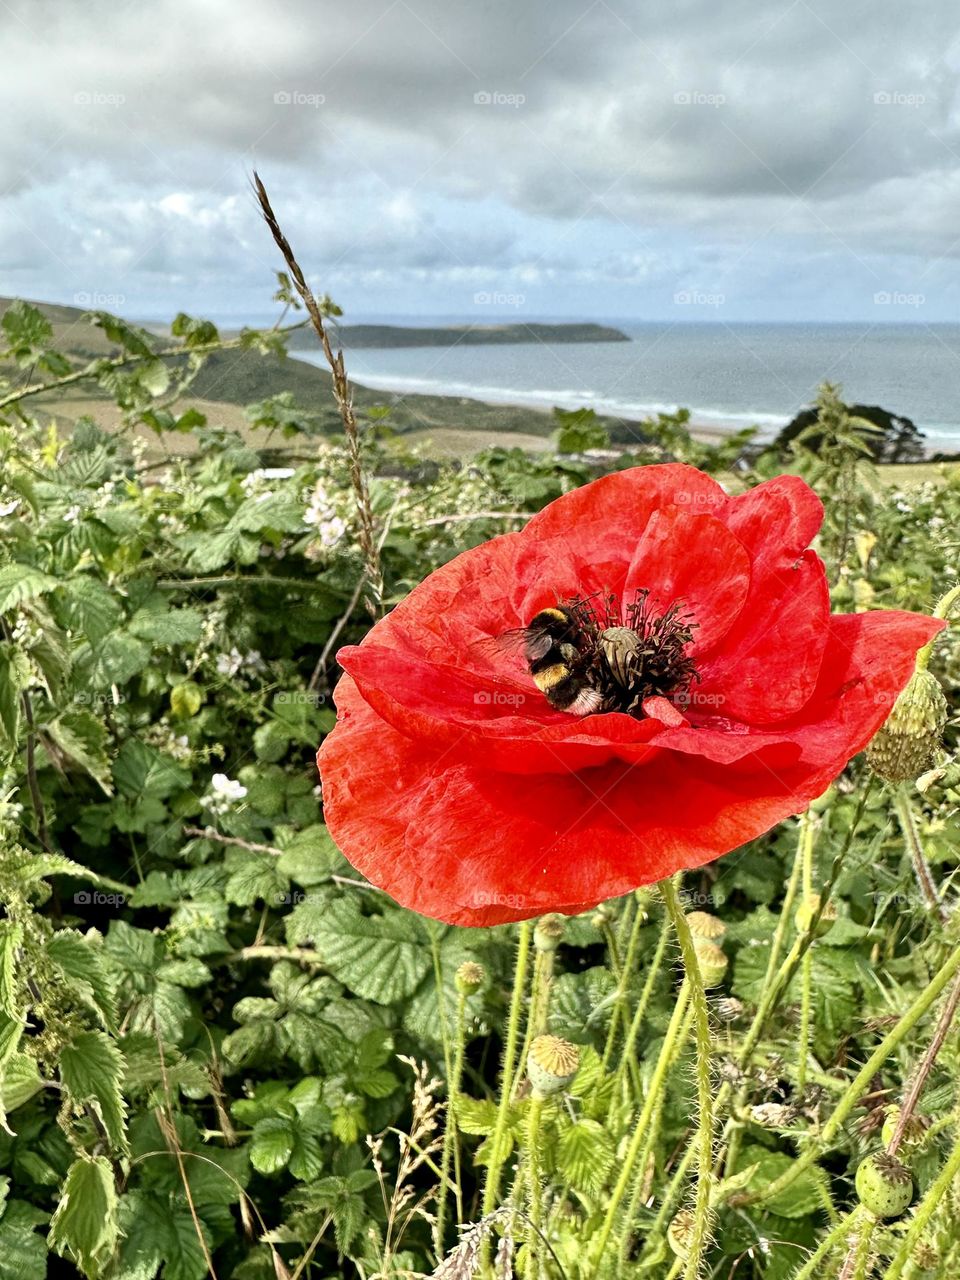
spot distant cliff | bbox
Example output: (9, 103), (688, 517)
(287, 322), (631, 349)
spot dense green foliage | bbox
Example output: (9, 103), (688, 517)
(0, 300), (959, 1279)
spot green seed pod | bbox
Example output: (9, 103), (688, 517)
(686, 910), (726, 941)
(534, 914), (565, 953)
(855, 1152), (914, 1219)
(667, 1208), (696, 1260)
(867, 669), (948, 784)
(527, 1034), (580, 1098)
(794, 893), (838, 937)
(692, 939), (728, 988)
(454, 961), (485, 996)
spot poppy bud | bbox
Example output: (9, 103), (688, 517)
(527, 1034), (580, 1098)
(534, 914), (565, 953)
(867, 668), (947, 783)
(794, 893), (837, 937)
(855, 1152), (913, 1219)
(686, 910), (726, 941)
(667, 1208), (696, 1260)
(455, 961), (485, 995)
(692, 939), (728, 988)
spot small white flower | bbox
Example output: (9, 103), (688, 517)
(317, 516), (347, 549)
(63, 505), (81, 524)
(0, 498), (21, 517)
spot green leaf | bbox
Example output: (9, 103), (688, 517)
(59, 1031), (128, 1153)
(113, 739), (190, 801)
(0, 922), (23, 1019)
(0, 564), (58, 614)
(734, 1144), (830, 1219)
(0, 646), (30, 746)
(249, 1116), (294, 1174)
(49, 1155), (119, 1277)
(0, 1053), (42, 1118)
(46, 711), (113, 794)
(557, 1118), (615, 1195)
(286, 897), (432, 1004)
(276, 826), (343, 885)
(128, 607), (203, 645)
(56, 578), (123, 645)
(46, 930), (117, 1029)
(0, 1200), (48, 1280)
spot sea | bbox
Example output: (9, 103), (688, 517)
(291, 321), (960, 453)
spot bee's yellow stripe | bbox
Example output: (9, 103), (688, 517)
(538, 607), (568, 624)
(533, 663), (570, 691)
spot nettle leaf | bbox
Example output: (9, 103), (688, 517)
(557, 1118), (615, 1195)
(58, 1031), (128, 1153)
(49, 1154), (119, 1277)
(0, 922), (23, 1019)
(0, 564), (59, 613)
(46, 930), (118, 1030)
(0, 1053), (43, 1119)
(0, 645), (30, 746)
(286, 896), (433, 1004)
(46, 710), (113, 794)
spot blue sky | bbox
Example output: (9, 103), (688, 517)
(2, 0), (960, 322)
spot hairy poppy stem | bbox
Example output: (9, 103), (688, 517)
(796, 809), (817, 1092)
(592, 977), (692, 1272)
(434, 987), (467, 1259)
(893, 783), (947, 923)
(915, 582), (960, 671)
(659, 877), (715, 1280)
(606, 906), (672, 1122)
(791, 1206), (864, 1280)
(481, 920), (533, 1222)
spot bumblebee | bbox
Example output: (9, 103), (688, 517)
(489, 592), (699, 720)
(517, 605), (604, 716)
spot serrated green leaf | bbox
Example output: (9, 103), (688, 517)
(557, 1118), (614, 1194)
(49, 1155), (119, 1277)
(46, 930), (117, 1030)
(0, 1200), (48, 1280)
(249, 1116), (294, 1174)
(128, 607), (203, 645)
(286, 897), (432, 1004)
(0, 564), (58, 613)
(59, 1031), (128, 1153)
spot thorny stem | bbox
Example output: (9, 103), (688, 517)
(253, 173), (382, 617)
(881, 1110), (960, 1279)
(887, 967), (960, 1157)
(482, 921), (533, 1220)
(734, 937), (960, 1209)
(660, 877), (715, 1280)
(893, 783), (946, 923)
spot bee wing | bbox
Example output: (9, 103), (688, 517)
(470, 627), (531, 662)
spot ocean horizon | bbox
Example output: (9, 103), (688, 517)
(289, 320), (960, 451)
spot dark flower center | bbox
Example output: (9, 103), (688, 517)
(562, 591), (700, 717)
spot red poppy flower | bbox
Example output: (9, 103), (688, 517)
(317, 464), (943, 927)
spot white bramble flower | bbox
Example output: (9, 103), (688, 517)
(0, 497), (21, 517)
(63, 505), (81, 524)
(316, 516), (347, 549)
(203, 773), (248, 815)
